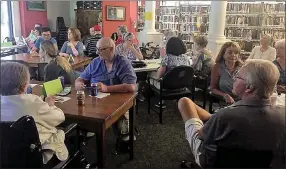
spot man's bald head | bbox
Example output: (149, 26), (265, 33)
(97, 37), (115, 49)
(96, 37), (116, 62)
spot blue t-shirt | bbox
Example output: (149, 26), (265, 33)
(79, 55), (137, 85)
(60, 41), (84, 57)
(34, 37), (57, 49)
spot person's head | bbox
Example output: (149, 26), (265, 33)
(123, 32), (136, 44)
(89, 27), (95, 36)
(194, 36), (208, 50)
(166, 37), (187, 56)
(275, 39), (285, 59)
(93, 25), (101, 35)
(117, 25), (128, 36)
(41, 27), (52, 40)
(1, 62), (30, 96)
(34, 23), (42, 29)
(40, 40), (72, 72)
(96, 37), (116, 62)
(34, 27), (42, 37)
(260, 34), (273, 47)
(68, 28), (81, 41)
(232, 59), (280, 100)
(163, 29), (176, 41)
(216, 41), (241, 65)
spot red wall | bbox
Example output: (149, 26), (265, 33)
(19, 1), (48, 37)
(102, 1), (137, 37)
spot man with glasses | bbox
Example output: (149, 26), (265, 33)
(32, 27), (58, 53)
(75, 37), (137, 143)
(178, 59), (285, 168)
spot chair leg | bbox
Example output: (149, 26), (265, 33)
(159, 98), (163, 124)
(148, 94), (151, 114)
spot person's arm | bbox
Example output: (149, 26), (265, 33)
(32, 38), (41, 52)
(75, 61), (93, 90)
(248, 46), (257, 59)
(210, 64), (226, 97)
(98, 82), (135, 93)
(268, 48), (277, 61)
(130, 45), (143, 60)
(74, 42), (84, 56)
(157, 66), (166, 79)
(59, 41), (69, 57)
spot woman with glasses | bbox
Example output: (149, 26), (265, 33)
(210, 41), (243, 104)
(59, 28), (84, 57)
(115, 32), (143, 60)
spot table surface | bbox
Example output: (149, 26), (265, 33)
(0, 44), (26, 51)
(134, 59), (161, 73)
(32, 85), (137, 128)
(1, 53), (92, 68)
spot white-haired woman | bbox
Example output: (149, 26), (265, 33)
(115, 32), (143, 60)
(273, 39), (286, 93)
(115, 25), (128, 46)
(0, 62), (68, 164)
(248, 34), (276, 61)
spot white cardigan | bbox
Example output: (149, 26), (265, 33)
(248, 46), (276, 61)
(1, 94), (68, 164)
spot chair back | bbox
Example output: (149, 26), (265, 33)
(214, 146), (273, 168)
(0, 115), (43, 168)
(162, 66), (194, 90)
(38, 63), (48, 81)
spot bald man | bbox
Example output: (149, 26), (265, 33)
(75, 37), (137, 141)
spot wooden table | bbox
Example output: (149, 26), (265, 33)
(32, 85), (137, 168)
(1, 53), (92, 69)
(134, 59), (161, 73)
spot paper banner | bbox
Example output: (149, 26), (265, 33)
(145, 12), (152, 21)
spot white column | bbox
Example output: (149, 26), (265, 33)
(69, 1), (77, 28)
(11, 1), (21, 37)
(137, 1), (162, 46)
(207, 1), (230, 58)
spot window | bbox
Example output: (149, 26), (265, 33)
(1, 1), (13, 41)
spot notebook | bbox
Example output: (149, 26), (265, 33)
(42, 79), (63, 96)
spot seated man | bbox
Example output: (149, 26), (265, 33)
(32, 27), (58, 54)
(0, 62), (68, 164)
(75, 37), (137, 140)
(178, 59), (285, 168)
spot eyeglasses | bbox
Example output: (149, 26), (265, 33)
(42, 34), (51, 37)
(97, 47), (111, 52)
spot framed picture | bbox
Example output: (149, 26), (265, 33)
(106, 6), (125, 21)
(26, 1), (46, 11)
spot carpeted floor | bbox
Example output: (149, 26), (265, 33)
(82, 97), (202, 168)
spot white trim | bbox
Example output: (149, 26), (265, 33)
(11, 1), (22, 37)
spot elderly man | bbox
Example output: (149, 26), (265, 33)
(75, 37), (137, 141)
(178, 59), (285, 168)
(273, 39), (286, 93)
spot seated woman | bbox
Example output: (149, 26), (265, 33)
(41, 40), (75, 84)
(192, 36), (214, 77)
(115, 32), (143, 60)
(59, 28), (84, 57)
(248, 34), (276, 61)
(210, 41), (243, 105)
(159, 29), (176, 58)
(273, 39), (286, 93)
(115, 25), (128, 46)
(0, 62), (68, 164)
(27, 27), (42, 49)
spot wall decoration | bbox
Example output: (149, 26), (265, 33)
(26, 1), (46, 11)
(106, 6), (125, 21)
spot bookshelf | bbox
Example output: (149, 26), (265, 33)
(137, 1), (145, 32)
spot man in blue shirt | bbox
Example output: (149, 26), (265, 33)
(32, 27), (58, 53)
(75, 37), (137, 142)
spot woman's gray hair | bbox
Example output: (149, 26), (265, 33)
(261, 34), (273, 46)
(242, 59), (280, 99)
(118, 25), (128, 35)
(123, 32), (134, 42)
(1, 62), (30, 96)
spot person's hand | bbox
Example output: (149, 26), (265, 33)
(123, 41), (133, 50)
(75, 81), (85, 91)
(30, 50), (38, 56)
(97, 82), (108, 93)
(59, 53), (69, 57)
(223, 94), (235, 105)
(45, 95), (55, 106)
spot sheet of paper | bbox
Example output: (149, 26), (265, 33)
(55, 96), (71, 103)
(96, 92), (110, 99)
(116, 9), (124, 18)
(30, 84), (38, 88)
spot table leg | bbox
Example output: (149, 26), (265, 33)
(96, 124), (106, 168)
(129, 99), (135, 160)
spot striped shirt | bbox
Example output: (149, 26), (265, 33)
(86, 34), (102, 57)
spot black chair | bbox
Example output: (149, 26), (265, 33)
(148, 66), (194, 124)
(193, 75), (210, 109)
(38, 63), (48, 81)
(214, 146), (273, 168)
(208, 91), (225, 114)
(0, 115), (92, 168)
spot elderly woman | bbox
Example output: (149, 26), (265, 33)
(115, 25), (128, 46)
(248, 34), (276, 61)
(210, 41), (243, 104)
(0, 62), (68, 164)
(115, 32), (143, 60)
(159, 29), (176, 58)
(273, 39), (286, 93)
(59, 28), (84, 57)
(192, 35), (214, 76)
